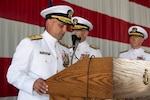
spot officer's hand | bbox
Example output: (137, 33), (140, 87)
(33, 78), (48, 95)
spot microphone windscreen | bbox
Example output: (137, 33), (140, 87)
(71, 33), (77, 46)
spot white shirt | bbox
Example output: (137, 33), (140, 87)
(6, 31), (68, 100)
(69, 41), (102, 64)
(119, 48), (150, 61)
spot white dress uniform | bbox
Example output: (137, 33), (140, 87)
(70, 16), (102, 65)
(118, 26), (150, 100)
(6, 31), (69, 100)
(7, 5), (74, 100)
(119, 48), (150, 61)
(70, 40), (102, 64)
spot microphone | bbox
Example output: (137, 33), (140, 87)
(71, 32), (81, 50)
(70, 32), (81, 65)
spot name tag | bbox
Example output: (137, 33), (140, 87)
(40, 51), (50, 55)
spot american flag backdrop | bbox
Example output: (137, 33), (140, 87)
(0, 0), (150, 99)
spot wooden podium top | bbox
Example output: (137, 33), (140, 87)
(46, 57), (150, 99)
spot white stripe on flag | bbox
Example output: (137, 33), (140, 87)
(0, 96), (17, 100)
(0, 18), (44, 58)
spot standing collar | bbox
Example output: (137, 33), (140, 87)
(42, 30), (58, 48)
(78, 40), (88, 47)
(131, 47), (144, 52)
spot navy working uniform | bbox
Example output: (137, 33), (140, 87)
(6, 5), (73, 100)
(119, 26), (150, 61)
(69, 16), (102, 64)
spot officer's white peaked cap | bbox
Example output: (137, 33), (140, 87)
(128, 26), (148, 39)
(71, 16), (93, 31)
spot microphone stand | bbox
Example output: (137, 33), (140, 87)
(70, 40), (80, 65)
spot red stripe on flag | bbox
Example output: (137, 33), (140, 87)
(53, 0), (150, 47)
(129, 0), (150, 8)
(0, 0), (49, 27)
(0, 58), (18, 97)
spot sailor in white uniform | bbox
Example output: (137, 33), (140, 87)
(6, 5), (74, 100)
(119, 26), (150, 61)
(69, 16), (102, 65)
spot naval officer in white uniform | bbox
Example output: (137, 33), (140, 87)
(119, 26), (150, 61)
(69, 16), (102, 65)
(6, 5), (74, 100)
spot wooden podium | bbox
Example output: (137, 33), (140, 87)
(46, 57), (150, 99)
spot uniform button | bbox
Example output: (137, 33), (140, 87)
(45, 60), (47, 63)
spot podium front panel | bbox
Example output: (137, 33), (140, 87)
(46, 57), (113, 99)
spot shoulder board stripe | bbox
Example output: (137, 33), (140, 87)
(120, 50), (128, 53)
(28, 34), (43, 40)
(89, 44), (99, 50)
(58, 41), (69, 48)
(144, 50), (150, 54)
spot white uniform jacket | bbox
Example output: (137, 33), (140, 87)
(69, 41), (102, 64)
(6, 31), (68, 100)
(119, 48), (150, 61)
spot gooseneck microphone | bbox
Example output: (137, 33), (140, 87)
(70, 32), (81, 65)
(71, 32), (81, 50)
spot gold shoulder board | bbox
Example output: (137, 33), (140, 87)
(144, 50), (150, 54)
(58, 41), (69, 48)
(68, 45), (73, 49)
(28, 34), (43, 40)
(120, 50), (128, 53)
(89, 44), (99, 50)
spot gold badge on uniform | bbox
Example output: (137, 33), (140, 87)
(62, 50), (69, 67)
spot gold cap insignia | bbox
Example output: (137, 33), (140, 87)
(131, 27), (137, 33)
(67, 10), (73, 18)
(73, 18), (78, 25)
